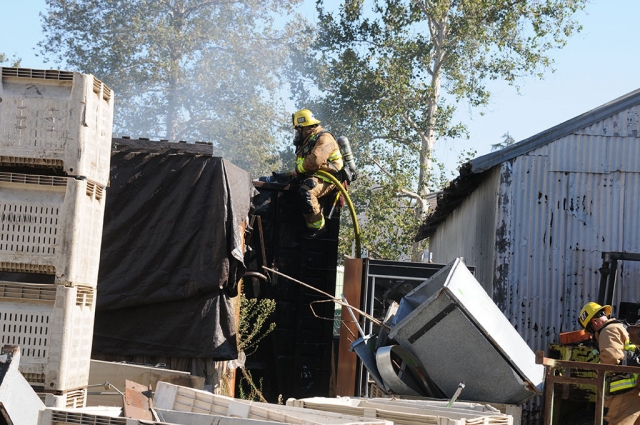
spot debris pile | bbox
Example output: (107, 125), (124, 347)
(36, 381), (514, 425)
(346, 258), (544, 405)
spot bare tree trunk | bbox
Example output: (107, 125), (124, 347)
(418, 12), (447, 198)
(166, 70), (179, 141)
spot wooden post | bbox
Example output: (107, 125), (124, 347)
(336, 258), (363, 396)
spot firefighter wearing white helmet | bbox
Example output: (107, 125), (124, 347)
(578, 301), (640, 425)
(291, 109), (343, 238)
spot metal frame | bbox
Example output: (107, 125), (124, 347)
(598, 252), (640, 307)
(536, 351), (640, 424)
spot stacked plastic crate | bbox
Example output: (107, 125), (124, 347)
(0, 67), (114, 407)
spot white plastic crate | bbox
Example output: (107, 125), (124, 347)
(0, 67), (114, 185)
(39, 409), (134, 425)
(286, 397), (514, 425)
(44, 388), (87, 409)
(0, 171), (106, 286)
(45, 285), (96, 391)
(0, 283), (96, 391)
(0, 281), (56, 382)
(154, 382), (393, 425)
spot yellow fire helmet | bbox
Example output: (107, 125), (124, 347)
(578, 302), (612, 330)
(292, 109), (321, 128)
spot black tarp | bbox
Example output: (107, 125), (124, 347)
(92, 139), (253, 359)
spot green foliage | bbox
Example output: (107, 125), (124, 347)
(38, 0), (305, 176)
(222, 293), (275, 402)
(0, 53), (21, 67)
(237, 293), (276, 357)
(290, 0), (586, 259)
(237, 368), (267, 402)
(491, 131), (516, 151)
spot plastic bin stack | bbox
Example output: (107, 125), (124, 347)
(0, 67), (114, 407)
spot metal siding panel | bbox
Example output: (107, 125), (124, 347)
(429, 167), (499, 294)
(547, 134), (608, 173)
(436, 135), (640, 350)
(578, 104), (640, 137)
(500, 167), (636, 350)
(501, 154), (564, 349)
(610, 137), (640, 172)
(617, 173), (640, 308)
(547, 134), (640, 173)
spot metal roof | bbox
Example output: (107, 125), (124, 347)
(415, 87), (640, 242)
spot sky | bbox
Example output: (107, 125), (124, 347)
(1, 0), (639, 175)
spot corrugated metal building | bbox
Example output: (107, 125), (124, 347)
(416, 88), (640, 358)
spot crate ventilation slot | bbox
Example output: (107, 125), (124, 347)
(0, 172), (67, 187)
(2, 67), (74, 81)
(51, 411), (127, 425)
(0, 263), (56, 275)
(75, 286), (94, 307)
(0, 282), (56, 301)
(0, 157), (64, 169)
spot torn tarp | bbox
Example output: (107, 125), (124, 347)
(92, 140), (254, 359)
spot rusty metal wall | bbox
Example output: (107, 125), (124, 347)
(428, 104), (640, 423)
(495, 134), (640, 355)
(577, 104), (640, 137)
(429, 166), (500, 295)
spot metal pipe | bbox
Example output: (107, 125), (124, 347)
(446, 382), (465, 407)
(342, 294), (365, 338)
(243, 271), (269, 281)
(263, 266), (389, 329)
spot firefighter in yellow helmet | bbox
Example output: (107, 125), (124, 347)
(291, 109), (343, 238)
(578, 302), (640, 425)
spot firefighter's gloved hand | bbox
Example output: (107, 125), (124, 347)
(260, 172), (296, 184)
(272, 171), (294, 183)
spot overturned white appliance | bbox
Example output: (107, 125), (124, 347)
(388, 258), (544, 404)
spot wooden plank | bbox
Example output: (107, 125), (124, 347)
(336, 258), (363, 396)
(544, 367), (555, 425)
(123, 380), (153, 420)
(112, 137), (213, 156)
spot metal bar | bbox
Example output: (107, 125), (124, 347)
(342, 294), (365, 338)
(551, 375), (601, 385)
(256, 216), (267, 271)
(544, 366), (556, 425)
(605, 258), (618, 307)
(263, 266), (390, 329)
(594, 371), (606, 425)
(535, 353), (640, 374)
(537, 354), (640, 425)
(597, 257), (610, 305)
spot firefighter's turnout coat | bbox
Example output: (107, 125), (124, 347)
(295, 126), (343, 229)
(596, 320), (640, 425)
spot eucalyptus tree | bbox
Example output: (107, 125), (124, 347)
(292, 0), (586, 260)
(39, 0), (305, 175)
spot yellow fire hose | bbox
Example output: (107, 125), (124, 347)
(314, 170), (361, 258)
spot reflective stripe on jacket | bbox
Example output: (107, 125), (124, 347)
(596, 320), (640, 394)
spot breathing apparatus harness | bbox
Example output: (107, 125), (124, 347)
(296, 130), (358, 184)
(596, 319), (640, 394)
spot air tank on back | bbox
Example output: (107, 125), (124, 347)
(337, 136), (357, 183)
